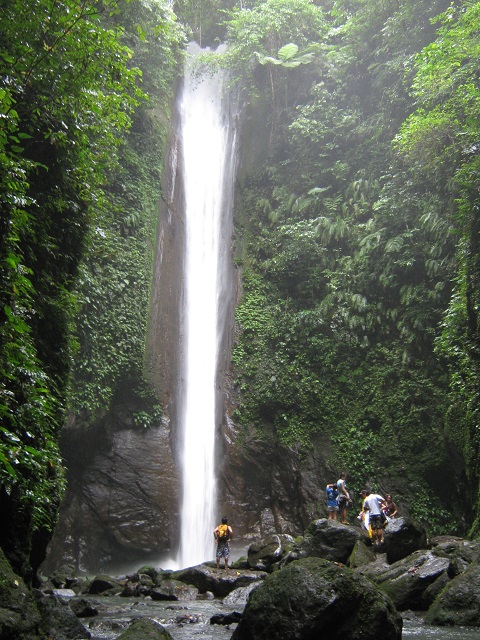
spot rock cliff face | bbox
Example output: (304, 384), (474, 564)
(43, 400), (334, 574)
(218, 419), (337, 542)
(42, 404), (181, 574)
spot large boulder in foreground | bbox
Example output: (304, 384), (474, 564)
(383, 517), (427, 563)
(426, 564), (480, 626)
(232, 557), (402, 640)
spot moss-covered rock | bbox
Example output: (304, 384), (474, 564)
(117, 618), (173, 639)
(426, 564), (480, 626)
(232, 557), (402, 640)
(283, 519), (363, 566)
(0, 547), (41, 640)
(247, 534), (295, 571)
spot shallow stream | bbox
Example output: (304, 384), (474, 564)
(80, 595), (480, 640)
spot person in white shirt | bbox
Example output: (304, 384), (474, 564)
(363, 492), (386, 547)
(336, 472), (351, 524)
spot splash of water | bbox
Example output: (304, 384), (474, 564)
(177, 43), (237, 569)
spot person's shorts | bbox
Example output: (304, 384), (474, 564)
(216, 542), (230, 559)
(337, 496), (348, 507)
(370, 514), (383, 531)
(327, 505), (339, 512)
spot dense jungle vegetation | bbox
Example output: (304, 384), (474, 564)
(1, 0), (480, 580)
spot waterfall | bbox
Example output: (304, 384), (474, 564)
(177, 43), (237, 569)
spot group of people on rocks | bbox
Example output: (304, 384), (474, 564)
(326, 472), (398, 547)
(212, 472), (398, 570)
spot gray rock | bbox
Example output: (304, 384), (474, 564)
(151, 580), (199, 601)
(0, 548), (41, 640)
(210, 611), (242, 625)
(52, 588), (76, 598)
(349, 539), (376, 568)
(171, 563), (266, 598)
(383, 517), (428, 563)
(426, 563), (480, 626)
(283, 518), (363, 566)
(356, 549), (450, 611)
(87, 575), (123, 595)
(222, 582), (261, 605)
(69, 597), (99, 618)
(247, 534), (295, 571)
(43, 414), (180, 575)
(117, 618), (173, 639)
(231, 557), (402, 640)
(37, 595), (91, 639)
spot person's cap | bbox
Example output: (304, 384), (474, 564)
(360, 489), (368, 494)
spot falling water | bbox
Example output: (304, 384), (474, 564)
(177, 43), (237, 569)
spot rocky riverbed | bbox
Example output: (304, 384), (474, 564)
(3, 518), (480, 639)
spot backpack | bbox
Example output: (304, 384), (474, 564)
(216, 524), (230, 541)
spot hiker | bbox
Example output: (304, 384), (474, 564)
(336, 472), (351, 524)
(326, 483), (339, 520)
(357, 489), (370, 534)
(363, 492), (386, 547)
(214, 516), (233, 570)
(382, 494), (398, 521)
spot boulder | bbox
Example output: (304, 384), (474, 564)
(222, 582), (261, 605)
(116, 618), (173, 639)
(210, 611), (242, 625)
(37, 594), (91, 639)
(430, 537), (480, 576)
(150, 580), (199, 601)
(171, 564), (267, 598)
(87, 575), (124, 595)
(348, 539), (376, 569)
(247, 534), (295, 571)
(383, 517), (427, 563)
(69, 597), (99, 618)
(0, 548), (41, 640)
(426, 563), (480, 626)
(356, 550), (450, 610)
(231, 557), (402, 640)
(283, 519), (363, 566)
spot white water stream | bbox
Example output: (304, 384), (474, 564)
(177, 43), (237, 569)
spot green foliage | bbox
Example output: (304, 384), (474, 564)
(0, 0), (184, 571)
(67, 2), (185, 425)
(394, 1), (480, 534)
(227, 0), (471, 532)
(408, 488), (456, 536)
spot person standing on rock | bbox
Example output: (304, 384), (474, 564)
(326, 483), (339, 520)
(382, 494), (398, 521)
(363, 492), (386, 547)
(358, 489), (371, 534)
(336, 472), (351, 524)
(214, 517), (233, 570)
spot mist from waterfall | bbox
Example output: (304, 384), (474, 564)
(177, 43), (237, 569)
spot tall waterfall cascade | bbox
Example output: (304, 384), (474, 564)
(177, 43), (238, 569)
